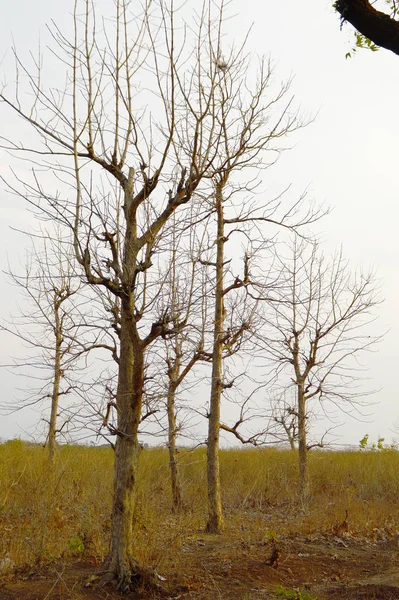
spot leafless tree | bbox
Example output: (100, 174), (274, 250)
(190, 49), (322, 533)
(0, 0), (320, 587)
(0, 233), (113, 458)
(157, 214), (212, 511)
(258, 238), (381, 498)
(271, 391), (298, 451)
(268, 388), (337, 452)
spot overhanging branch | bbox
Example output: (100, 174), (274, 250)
(335, 0), (399, 55)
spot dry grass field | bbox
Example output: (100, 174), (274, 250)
(1, 440), (399, 599)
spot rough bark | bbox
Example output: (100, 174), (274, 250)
(297, 382), (308, 500)
(107, 300), (144, 592)
(167, 378), (183, 512)
(292, 325), (309, 499)
(206, 183), (225, 534)
(335, 0), (399, 56)
(103, 173), (149, 592)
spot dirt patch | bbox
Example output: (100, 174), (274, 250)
(170, 531), (399, 599)
(0, 533), (399, 599)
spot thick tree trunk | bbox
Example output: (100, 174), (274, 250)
(107, 301), (144, 592)
(206, 184), (225, 534)
(336, 0), (399, 56)
(167, 379), (182, 512)
(297, 383), (308, 500)
(48, 302), (62, 462)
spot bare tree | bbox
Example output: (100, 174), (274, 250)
(271, 392), (298, 451)
(0, 233), (111, 458)
(160, 216), (212, 511)
(259, 238), (381, 498)
(0, 0), (319, 587)
(1, 1), (208, 586)
(191, 55), (321, 533)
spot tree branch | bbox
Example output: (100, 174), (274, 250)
(335, 0), (399, 55)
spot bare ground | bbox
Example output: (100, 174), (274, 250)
(1, 527), (399, 600)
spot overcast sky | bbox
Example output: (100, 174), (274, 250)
(0, 0), (398, 447)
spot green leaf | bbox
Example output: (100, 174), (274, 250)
(68, 535), (85, 553)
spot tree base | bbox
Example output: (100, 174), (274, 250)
(88, 556), (165, 594)
(205, 516), (224, 534)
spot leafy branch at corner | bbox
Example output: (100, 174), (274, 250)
(334, 0), (399, 56)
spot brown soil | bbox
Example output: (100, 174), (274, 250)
(1, 529), (398, 600)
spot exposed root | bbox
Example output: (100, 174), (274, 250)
(89, 556), (166, 594)
(116, 564), (133, 593)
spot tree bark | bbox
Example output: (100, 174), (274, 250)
(335, 0), (399, 56)
(167, 378), (183, 512)
(107, 299), (144, 592)
(105, 183), (147, 591)
(206, 182), (225, 534)
(297, 382), (308, 500)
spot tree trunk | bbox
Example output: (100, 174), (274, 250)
(107, 300), (144, 592)
(167, 379), (182, 512)
(48, 300), (62, 462)
(206, 183), (225, 534)
(297, 383), (308, 500)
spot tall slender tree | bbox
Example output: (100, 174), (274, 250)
(258, 238), (380, 498)
(157, 211), (212, 511)
(0, 234), (107, 457)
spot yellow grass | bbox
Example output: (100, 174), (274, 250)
(1, 440), (399, 573)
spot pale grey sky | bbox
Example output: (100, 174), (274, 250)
(0, 0), (398, 447)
